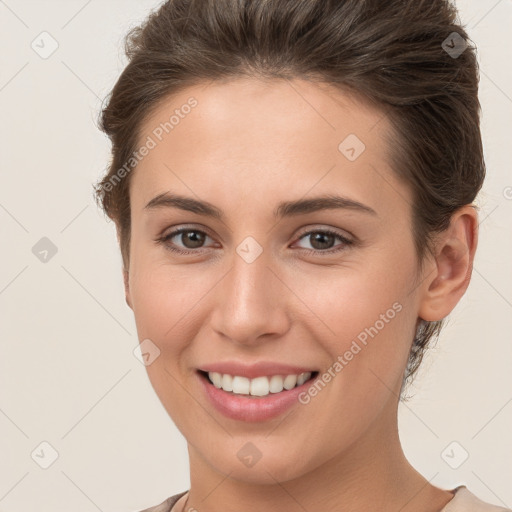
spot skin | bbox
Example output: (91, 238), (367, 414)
(123, 77), (478, 512)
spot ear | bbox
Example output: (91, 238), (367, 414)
(123, 267), (133, 310)
(418, 205), (479, 322)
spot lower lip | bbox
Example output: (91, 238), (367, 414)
(198, 371), (317, 422)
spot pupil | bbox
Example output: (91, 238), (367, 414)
(311, 232), (333, 250)
(183, 231), (205, 248)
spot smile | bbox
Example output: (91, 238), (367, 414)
(205, 371), (317, 397)
(197, 369), (319, 422)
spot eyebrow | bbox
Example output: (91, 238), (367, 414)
(144, 192), (377, 219)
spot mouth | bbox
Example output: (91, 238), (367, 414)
(197, 369), (319, 398)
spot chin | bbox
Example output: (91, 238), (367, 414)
(197, 441), (315, 484)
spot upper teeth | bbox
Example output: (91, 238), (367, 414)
(207, 372), (313, 397)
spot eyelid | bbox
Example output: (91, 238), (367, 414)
(159, 223), (216, 241)
(156, 223), (356, 255)
(295, 224), (355, 242)
(292, 228), (354, 254)
(158, 225), (217, 252)
(159, 223), (354, 241)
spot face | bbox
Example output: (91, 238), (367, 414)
(126, 77), (425, 484)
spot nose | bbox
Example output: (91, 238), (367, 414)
(209, 246), (291, 347)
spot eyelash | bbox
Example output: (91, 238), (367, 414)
(156, 227), (354, 256)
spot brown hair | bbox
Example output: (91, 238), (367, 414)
(94, 0), (485, 396)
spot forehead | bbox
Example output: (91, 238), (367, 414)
(138, 77), (388, 153)
(130, 77), (410, 219)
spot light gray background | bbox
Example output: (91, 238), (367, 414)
(0, 1), (511, 511)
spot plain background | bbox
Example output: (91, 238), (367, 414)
(0, 1), (511, 511)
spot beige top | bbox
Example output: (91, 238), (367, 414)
(138, 485), (512, 512)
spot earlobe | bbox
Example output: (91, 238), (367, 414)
(123, 268), (133, 310)
(418, 206), (478, 322)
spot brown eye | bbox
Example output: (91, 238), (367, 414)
(295, 229), (353, 255)
(176, 229), (207, 249)
(308, 232), (336, 250)
(159, 228), (213, 254)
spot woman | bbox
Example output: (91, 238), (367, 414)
(94, 1), (510, 511)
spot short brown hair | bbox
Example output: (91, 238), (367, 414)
(94, 0), (485, 395)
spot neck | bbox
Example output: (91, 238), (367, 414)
(184, 400), (454, 512)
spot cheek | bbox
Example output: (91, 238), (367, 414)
(129, 261), (205, 430)
(315, 255), (417, 388)
(129, 255), (204, 339)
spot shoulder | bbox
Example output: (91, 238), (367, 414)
(442, 486), (512, 512)
(136, 491), (188, 512)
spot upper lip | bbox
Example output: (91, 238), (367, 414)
(198, 361), (318, 379)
